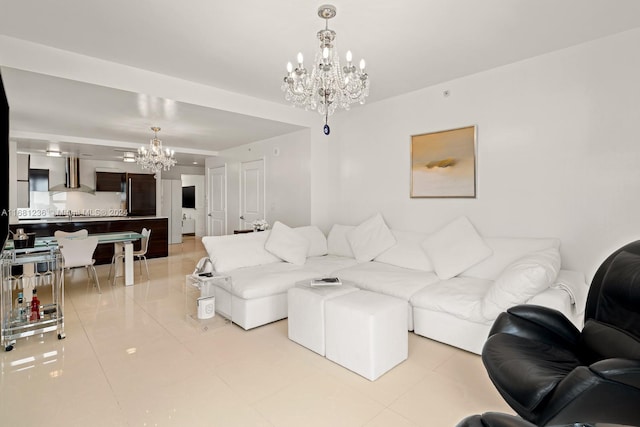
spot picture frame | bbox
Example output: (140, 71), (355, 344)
(410, 125), (477, 198)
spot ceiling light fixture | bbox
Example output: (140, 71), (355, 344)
(46, 149), (62, 157)
(282, 4), (369, 135)
(135, 126), (176, 177)
(123, 152), (136, 163)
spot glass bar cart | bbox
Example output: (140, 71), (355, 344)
(1, 243), (65, 351)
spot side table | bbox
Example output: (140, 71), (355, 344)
(184, 273), (232, 331)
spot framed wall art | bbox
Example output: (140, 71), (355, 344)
(410, 125), (477, 198)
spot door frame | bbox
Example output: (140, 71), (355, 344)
(239, 157), (266, 231)
(206, 164), (228, 236)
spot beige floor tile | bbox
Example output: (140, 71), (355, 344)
(216, 344), (321, 404)
(407, 331), (459, 370)
(390, 370), (513, 426)
(434, 348), (510, 409)
(318, 355), (429, 406)
(115, 370), (273, 427)
(253, 372), (385, 427)
(364, 408), (419, 427)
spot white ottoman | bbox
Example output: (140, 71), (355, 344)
(325, 290), (408, 381)
(288, 282), (359, 355)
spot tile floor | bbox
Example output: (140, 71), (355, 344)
(0, 236), (512, 426)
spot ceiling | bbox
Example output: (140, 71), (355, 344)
(2, 0), (640, 165)
(0, 67), (305, 165)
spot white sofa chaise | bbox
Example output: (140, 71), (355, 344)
(201, 227), (357, 330)
(201, 215), (587, 354)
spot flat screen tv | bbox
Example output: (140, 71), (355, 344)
(182, 185), (195, 209)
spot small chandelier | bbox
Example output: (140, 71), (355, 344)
(282, 4), (369, 135)
(136, 126), (176, 177)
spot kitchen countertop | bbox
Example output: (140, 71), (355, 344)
(7, 216), (170, 264)
(11, 216), (167, 225)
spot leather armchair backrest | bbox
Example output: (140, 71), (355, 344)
(587, 250), (640, 341)
(587, 241), (640, 320)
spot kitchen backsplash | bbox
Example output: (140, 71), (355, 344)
(22, 191), (125, 218)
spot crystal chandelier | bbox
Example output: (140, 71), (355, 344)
(136, 126), (176, 177)
(282, 4), (369, 135)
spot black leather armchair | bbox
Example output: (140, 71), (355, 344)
(481, 241), (640, 426)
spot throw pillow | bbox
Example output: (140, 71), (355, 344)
(294, 225), (328, 257)
(264, 221), (309, 265)
(327, 224), (356, 257)
(421, 216), (492, 280)
(375, 230), (434, 272)
(347, 213), (397, 262)
(461, 237), (560, 280)
(481, 247), (561, 320)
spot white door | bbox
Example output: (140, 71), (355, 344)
(207, 165), (227, 236)
(239, 159), (265, 230)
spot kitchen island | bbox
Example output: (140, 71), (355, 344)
(9, 216), (168, 265)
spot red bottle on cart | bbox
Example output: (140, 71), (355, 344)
(30, 289), (40, 321)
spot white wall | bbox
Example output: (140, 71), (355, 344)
(318, 28), (640, 280)
(160, 165), (204, 180)
(206, 129), (311, 233)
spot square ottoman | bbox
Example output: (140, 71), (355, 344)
(288, 281), (359, 355)
(325, 290), (408, 381)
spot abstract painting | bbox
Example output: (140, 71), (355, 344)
(410, 125), (476, 198)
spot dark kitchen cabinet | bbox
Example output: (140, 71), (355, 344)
(127, 173), (156, 216)
(95, 172), (125, 192)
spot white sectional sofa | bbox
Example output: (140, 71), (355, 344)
(201, 215), (588, 354)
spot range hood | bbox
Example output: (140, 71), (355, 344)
(49, 157), (95, 193)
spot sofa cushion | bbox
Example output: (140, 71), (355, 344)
(462, 237), (561, 280)
(294, 225), (328, 257)
(304, 255), (359, 276)
(327, 224), (356, 258)
(375, 230), (434, 272)
(335, 261), (440, 301)
(421, 216), (493, 280)
(481, 247), (561, 319)
(265, 221), (309, 265)
(347, 213), (397, 262)
(409, 277), (493, 322)
(227, 263), (318, 299)
(202, 232), (281, 273)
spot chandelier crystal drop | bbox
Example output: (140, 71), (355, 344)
(282, 4), (369, 135)
(135, 126), (176, 177)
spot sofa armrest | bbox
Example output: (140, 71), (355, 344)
(201, 232), (281, 273)
(591, 358), (640, 389)
(489, 304), (581, 348)
(540, 362), (640, 426)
